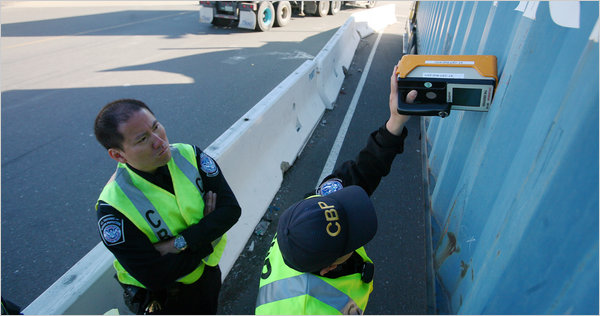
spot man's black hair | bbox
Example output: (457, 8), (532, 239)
(94, 99), (154, 150)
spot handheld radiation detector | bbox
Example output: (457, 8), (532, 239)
(396, 55), (497, 117)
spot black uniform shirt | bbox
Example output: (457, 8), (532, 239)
(323, 125), (408, 196)
(317, 124), (408, 279)
(97, 146), (241, 291)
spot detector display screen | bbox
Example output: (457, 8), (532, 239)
(452, 87), (482, 107)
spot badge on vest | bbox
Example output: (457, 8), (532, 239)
(200, 153), (219, 177)
(98, 214), (125, 246)
(317, 178), (343, 196)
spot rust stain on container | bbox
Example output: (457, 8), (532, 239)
(460, 260), (469, 278)
(447, 232), (458, 253)
(434, 231), (460, 269)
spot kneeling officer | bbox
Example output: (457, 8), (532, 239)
(255, 65), (417, 315)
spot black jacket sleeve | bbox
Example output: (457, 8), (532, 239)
(178, 147), (241, 252)
(324, 125), (408, 196)
(97, 204), (212, 291)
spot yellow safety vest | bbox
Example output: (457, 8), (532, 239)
(96, 143), (226, 288)
(255, 237), (373, 315)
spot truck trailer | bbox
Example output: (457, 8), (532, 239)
(198, 1), (375, 32)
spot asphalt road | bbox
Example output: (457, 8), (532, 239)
(218, 6), (427, 314)
(0, 1), (377, 308)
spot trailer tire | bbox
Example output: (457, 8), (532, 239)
(255, 1), (275, 31)
(274, 1), (292, 27)
(329, 1), (341, 15)
(365, 1), (377, 8)
(315, 1), (330, 17)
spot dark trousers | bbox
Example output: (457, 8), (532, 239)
(1, 297), (22, 315)
(162, 265), (222, 314)
(124, 265), (222, 315)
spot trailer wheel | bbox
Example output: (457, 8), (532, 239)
(329, 1), (341, 15)
(274, 1), (291, 27)
(365, 1), (377, 8)
(315, 1), (330, 17)
(255, 1), (275, 31)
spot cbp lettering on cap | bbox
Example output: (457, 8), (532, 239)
(277, 186), (377, 274)
(319, 201), (341, 236)
(256, 62), (418, 315)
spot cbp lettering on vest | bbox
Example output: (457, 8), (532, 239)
(93, 99), (241, 314)
(256, 65), (418, 315)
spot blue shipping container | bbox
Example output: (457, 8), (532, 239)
(414, 1), (599, 314)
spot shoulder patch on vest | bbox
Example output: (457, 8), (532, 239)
(98, 214), (125, 246)
(317, 178), (344, 196)
(200, 152), (219, 177)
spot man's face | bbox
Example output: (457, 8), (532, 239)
(110, 108), (171, 173)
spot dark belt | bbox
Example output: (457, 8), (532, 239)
(115, 275), (171, 315)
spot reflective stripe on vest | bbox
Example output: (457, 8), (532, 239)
(256, 238), (373, 315)
(256, 273), (362, 314)
(115, 167), (174, 239)
(171, 146), (203, 194)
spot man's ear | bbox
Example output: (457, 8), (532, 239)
(108, 148), (127, 163)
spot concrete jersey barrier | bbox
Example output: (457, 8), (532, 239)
(315, 4), (397, 109)
(315, 17), (360, 110)
(23, 4), (398, 314)
(204, 59), (326, 280)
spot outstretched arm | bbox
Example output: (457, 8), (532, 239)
(319, 64), (418, 196)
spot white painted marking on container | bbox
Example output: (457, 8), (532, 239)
(549, 1), (580, 29)
(589, 18), (599, 43)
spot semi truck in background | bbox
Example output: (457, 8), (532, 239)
(199, 1), (376, 31)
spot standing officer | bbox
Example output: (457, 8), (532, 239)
(93, 99), (241, 314)
(255, 65), (417, 315)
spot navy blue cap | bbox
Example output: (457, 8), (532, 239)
(276, 185), (377, 273)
